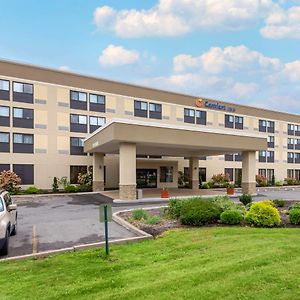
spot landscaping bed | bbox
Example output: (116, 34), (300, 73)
(122, 196), (300, 236)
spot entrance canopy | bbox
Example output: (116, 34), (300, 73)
(84, 118), (267, 157)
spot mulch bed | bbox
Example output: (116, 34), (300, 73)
(120, 202), (300, 237)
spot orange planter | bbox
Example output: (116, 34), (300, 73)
(227, 187), (235, 195)
(161, 190), (170, 198)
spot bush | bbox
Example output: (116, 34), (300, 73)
(245, 201), (281, 227)
(220, 210), (243, 225)
(166, 199), (183, 219)
(64, 185), (78, 193)
(132, 209), (148, 221)
(211, 174), (229, 187)
(78, 172), (93, 187)
(211, 196), (242, 212)
(180, 199), (222, 226)
(289, 209), (300, 225)
(0, 170), (21, 194)
(288, 202), (300, 211)
(256, 174), (268, 187)
(52, 177), (59, 192)
(24, 186), (39, 194)
(145, 216), (161, 225)
(239, 194), (252, 206)
(275, 181), (283, 186)
(272, 199), (285, 207)
(207, 181), (215, 188)
(201, 183), (210, 189)
(285, 177), (297, 185)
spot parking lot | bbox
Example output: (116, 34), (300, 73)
(1, 188), (300, 260)
(3, 193), (139, 259)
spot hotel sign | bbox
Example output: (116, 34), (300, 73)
(195, 99), (236, 112)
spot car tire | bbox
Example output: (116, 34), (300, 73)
(11, 216), (17, 236)
(0, 229), (9, 256)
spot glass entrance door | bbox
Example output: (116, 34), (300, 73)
(136, 169), (157, 188)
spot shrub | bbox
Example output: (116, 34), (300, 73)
(207, 181), (215, 188)
(239, 194), (252, 206)
(201, 183), (210, 189)
(288, 202), (300, 211)
(145, 216), (161, 225)
(180, 199), (222, 226)
(289, 209), (300, 225)
(132, 209), (148, 221)
(256, 174), (268, 187)
(59, 176), (69, 188)
(275, 181), (283, 186)
(211, 174), (229, 187)
(24, 186), (39, 194)
(245, 201), (281, 227)
(52, 177), (59, 192)
(285, 177), (297, 185)
(167, 199), (183, 219)
(78, 172), (93, 187)
(272, 199), (285, 207)
(220, 210), (243, 225)
(211, 196), (242, 212)
(64, 185), (78, 193)
(0, 170), (21, 194)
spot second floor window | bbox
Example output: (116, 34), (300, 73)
(259, 119), (274, 133)
(70, 137), (86, 156)
(267, 136), (274, 148)
(184, 108), (206, 125)
(0, 80), (9, 91)
(13, 82), (33, 103)
(225, 115), (243, 129)
(90, 116), (105, 133)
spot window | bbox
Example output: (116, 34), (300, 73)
(259, 150), (267, 162)
(70, 165), (88, 184)
(259, 119), (274, 133)
(199, 168), (206, 183)
(89, 116), (105, 133)
(287, 169), (294, 178)
(89, 94), (105, 112)
(0, 80), (9, 91)
(13, 82), (33, 94)
(13, 134), (33, 144)
(295, 153), (300, 164)
(13, 82), (33, 103)
(225, 114), (234, 128)
(267, 151), (274, 163)
(70, 91), (87, 110)
(160, 166), (173, 182)
(184, 108), (195, 123)
(235, 116), (244, 129)
(134, 100), (148, 118)
(13, 133), (33, 153)
(70, 137), (86, 155)
(295, 139), (300, 150)
(0, 79), (10, 101)
(13, 164), (34, 185)
(288, 138), (294, 149)
(258, 168), (267, 177)
(0, 106), (10, 127)
(13, 107), (34, 128)
(267, 136), (275, 148)
(0, 132), (9, 153)
(225, 168), (234, 181)
(70, 114), (87, 133)
(149, 103), (162, 119)
(288, 152), (294, 163)
(288, 124), (294, 135)
(196, 110), (207, 125)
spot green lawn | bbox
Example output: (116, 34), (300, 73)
(1, 227), (300, 300)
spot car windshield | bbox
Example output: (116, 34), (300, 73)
(0, 198), (4, 212)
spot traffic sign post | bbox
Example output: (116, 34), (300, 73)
(99, 204), (112, 256)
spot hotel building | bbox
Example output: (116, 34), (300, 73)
(0, 59), (299, 199)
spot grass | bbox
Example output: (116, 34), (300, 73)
(1, 227), (300, 300)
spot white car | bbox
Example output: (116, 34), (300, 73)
(0, 190), (17, 256)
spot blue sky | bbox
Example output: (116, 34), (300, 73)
(1, 0), (300, 113)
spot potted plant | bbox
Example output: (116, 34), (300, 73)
(226, 182), (235, 195)
(161, 187), (169, 198)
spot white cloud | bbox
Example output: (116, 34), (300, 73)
(261, 6), (300, 39)
(98, 44), (140, 67)
(58, 65), (71, 71)
(93, 0), (275, 38)
(173, 45), (282, 75)
(139, 45), (300, 112)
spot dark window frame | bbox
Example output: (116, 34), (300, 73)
(0, 132), (10, 153)
(134, 100), (148, 118)
(89, 94), (105, 112)
(13, 81), (34, 103)
(13, 107), (34, 128)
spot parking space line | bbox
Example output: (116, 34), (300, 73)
(32, 225), (38, 254)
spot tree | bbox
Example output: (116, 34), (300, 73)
(0, 170), (21, 194)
